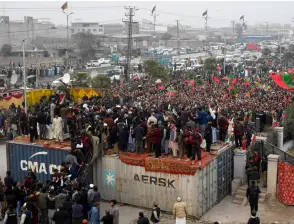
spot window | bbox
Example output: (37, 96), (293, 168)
(87, 29), (91, 32)
(99, 29), (103, 32)
(93, 29), (97, 32)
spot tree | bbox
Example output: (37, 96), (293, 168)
(204, 58), (217, 74)
(1, 44), (12, 57)
(143, 60), (168, 80)
(73, 32), (97, 62)
(72, 72), (91, 87)
(262, 48), (271, 57)
(92, 75), (111, 89)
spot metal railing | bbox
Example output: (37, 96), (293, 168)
(247, 140), (294, 166)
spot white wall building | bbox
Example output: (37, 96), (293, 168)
(71, 22), (104, 35)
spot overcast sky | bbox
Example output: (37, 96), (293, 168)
(1, 1), (293, 28)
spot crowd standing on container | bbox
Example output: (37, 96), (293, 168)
(1, 69), (291, 223)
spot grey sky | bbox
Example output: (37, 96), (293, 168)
(1, 1), (293, 28)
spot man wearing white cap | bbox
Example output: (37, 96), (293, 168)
(173, 197), (187, 224)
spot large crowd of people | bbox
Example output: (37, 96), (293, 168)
(0, 67), (291, 224)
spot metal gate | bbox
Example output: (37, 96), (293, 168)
(198, 158), (218, 218)
(217, 146), (234, 202)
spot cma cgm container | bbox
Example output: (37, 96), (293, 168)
(93, 144), (234, 218)
(6, 141), (69, 182)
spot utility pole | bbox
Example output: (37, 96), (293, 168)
(152, 9), (159, 38)
(22, 39), (27, 113)
(123, 6), (137, 79)
(224, 33), (226, 75)
(62, 11), (74, 68)
(176, 20), (180, 55)
(231, 20), (235, 33)
(204, 15), (208, 32)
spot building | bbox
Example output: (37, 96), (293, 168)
(0, 16), (67, 49)
(124, 21), (139, 35)
(103, 23), (124, 35)
(71, 22), (104, 35)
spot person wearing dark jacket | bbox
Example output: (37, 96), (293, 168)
(151, 125), (162, 158)
(134, 123), (145, 154)
(4, 171), (14, 190)
(234, 119), (244, 148)
(150, 202), (160, 224)
(72, 201), (83, 224)
(5, 189), (17, 209)
(52, 206), (70, 224)
(247, 210), (260, 224)
(37, 110), (48, 139)
(62, 196), (73, 224)
(100, 210), (113, 224)
(205, 119), (213, 153)
(246, 181), (261, 213)
(29, 113), (38, 143)
(137, 212), (150, 224)
(38, 188), (48, 224)
(3, 204), (17, 224)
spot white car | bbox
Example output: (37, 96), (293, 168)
(114, 66), (124, 74)
(99, 58), (111, 65)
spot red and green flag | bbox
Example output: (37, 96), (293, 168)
(166, 89), (177, 96)
(61, 2), (68, 10)
(270, 72), (294, 90)
(185, 77), (195, 85)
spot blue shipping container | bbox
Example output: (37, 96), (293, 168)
(6, 142), (69, 182)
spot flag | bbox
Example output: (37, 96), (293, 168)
(212, 76), (220, 82)
(151, 5), (156, 14)
(252, 134), (257, 144)
(231, 86), (238, 95)
(202, 10), (207, 17)
(61, 2), (68, 10)
(199, 85), (206, 89)
(222, 76), (229, 81)
(244, 92), (250, 97)
(217, 65), (221, 71)
(230, 78), (237, 84)
(240, 15), (244, 20)
(284, 95), (287, 103)
(244, 80), (250, 86)
(157, 85), (164, 90)
(185, 77), (194, 85)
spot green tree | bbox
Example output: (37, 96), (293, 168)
(143, 60), (168, 80)
(92, 75), (111, 89)
(262, 47), (271, 57)
(73, 32), (97, 62)
(72, 72), (91, 87)
(204, 58), (217, 74)
(1, 44), (12, 57)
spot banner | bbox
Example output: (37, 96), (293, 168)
(278, 160), (294, 205)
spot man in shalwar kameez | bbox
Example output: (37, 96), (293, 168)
(52, 114), (64, 143)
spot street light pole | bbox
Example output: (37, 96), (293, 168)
(62, 11), (74, 67)
(22, 39), (27, 113)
